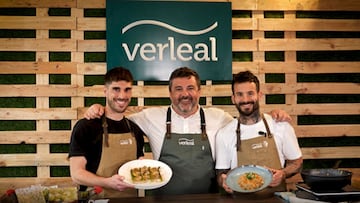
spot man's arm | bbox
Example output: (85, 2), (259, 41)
(270, 109), (292, 122)
(84, 104), (105, 120)
(216, 169), (234, 194)
(282, 157), (303, 178)
(269, 157), (303, 187)
(69, 156), (133, 191)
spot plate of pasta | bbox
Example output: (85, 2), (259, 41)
(225, 165), (273, 193)
(118, 159), (172, 190)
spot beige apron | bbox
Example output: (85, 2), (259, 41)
(235, 114), (286, 198)
(94, 116), (138, 198)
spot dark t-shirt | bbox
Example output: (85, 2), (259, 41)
(68, 117), (145, 175)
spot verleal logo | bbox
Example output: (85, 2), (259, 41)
(122, 20), (218, 35)
(106, 0), (232, 81)
(121, 20), (218, 62)
(178, 138), (195, 146)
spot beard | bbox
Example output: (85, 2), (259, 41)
(235, 100), (260, 117)
(175, 96), (196, 113)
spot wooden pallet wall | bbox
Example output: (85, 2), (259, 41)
(0, 0), (359, 193)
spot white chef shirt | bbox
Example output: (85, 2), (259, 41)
(215, 113), (302, 170)
(128, 105), (234, 160)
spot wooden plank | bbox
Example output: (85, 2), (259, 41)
(0, 0), (76, 8)
(301, 146), (360, 159)
(77, 39), (106, 52)
(232, 39), (258, 51)
(85, 0), (360, 11)
(76, 0), (241, 9)
(0, 62), (77, 74)
(0, 131), (71, 144)
(232, 62), (259, 74)
(0, 16), (76, 29)
(232, 18), (257, 30)
(230, 0), (255, 10)
(0, 108), (77, 120)
(293, 103), (360, 115)
(77, 63), (106, 75)
(77, 18), (106, 31)
(298, 83), (360, 94)
(259, 38), (360, 51)
(0, 85), (77, 97)
(296, 125), (360, 138)
(77, 0), (106, 8)
(259, 19), (360, 31)
(77, 85), (105, 97)
(255, 104), (359, 117)
(258, 62), (360, 74)
(0, 153), (69, 166)
(0, 39), (77, 51)
(264, 83), (359, 94)
(258, 0), (360, 11)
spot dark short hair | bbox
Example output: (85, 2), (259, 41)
(168, 67), (201, 91)
(231, 71), (260, 94)
(104, 67), (133, 85)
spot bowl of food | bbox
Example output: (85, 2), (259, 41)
(301, 168), (352, 191)
(225, 165), (273, 193)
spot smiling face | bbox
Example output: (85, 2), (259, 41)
(105, 80), (132, 118)
(232, 81), (262, 117)
(169, 76), (200, 118)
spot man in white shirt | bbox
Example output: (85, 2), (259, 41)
(215, 70), (302, 197)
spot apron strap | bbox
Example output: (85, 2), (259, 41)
(261, 114), (273, 138)
(101, 115), (109, 147)
(166, 107), (171, 139)
(236, 119), (241, 151)
(124, 117), (135, 137)
(199, 108), (207, 140)
(165, 107), (207, 140)
(101, 115), (134, 146)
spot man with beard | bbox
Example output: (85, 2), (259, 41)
(215, 71), (302, 197)
(84, 67), (291, 195)
(68, 67), (145, 198)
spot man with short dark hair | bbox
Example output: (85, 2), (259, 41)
(216, 71), (302, 197)
(69, 67), (146, 198)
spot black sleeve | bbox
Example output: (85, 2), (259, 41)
(68, 118), (103, 173)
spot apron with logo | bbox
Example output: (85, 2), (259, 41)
(94, 116), (138, 198)
(235, 114), (286, 198)
(152, 107), (217, 195)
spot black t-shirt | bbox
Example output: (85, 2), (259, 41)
(68, 117), (145, 174)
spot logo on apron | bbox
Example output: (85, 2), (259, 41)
(178, 138), (195, 146)
(119, 138), (133, 145)
(251, 140), (269, 149)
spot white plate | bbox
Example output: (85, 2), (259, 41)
(225, 165), (273, 193)
(118, 159), (172, 190)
